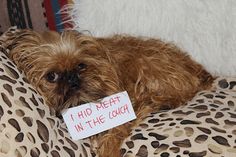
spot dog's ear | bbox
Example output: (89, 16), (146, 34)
(7, 29), (42, 84)
(9, 29), (41, 48)
(10, 29), (62, 46)
(41, 31), (61, 43)
(60, 30), (82, 41)
(7, 29), (42, 61)
(59, 30), (114, 63)
(63, 30), (100, 47)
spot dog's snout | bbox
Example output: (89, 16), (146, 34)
(67, 72), (80, 88)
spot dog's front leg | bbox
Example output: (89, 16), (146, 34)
(97, 105), (152, 157)
(97, 122), (131, 157)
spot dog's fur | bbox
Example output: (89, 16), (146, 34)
(9, 29), (214, 157)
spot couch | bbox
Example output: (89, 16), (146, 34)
(0, 27), (236, 157)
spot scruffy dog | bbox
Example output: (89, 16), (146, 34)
(9, 29), (214, 157)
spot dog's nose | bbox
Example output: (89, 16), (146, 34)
(67, 72), (80, 88)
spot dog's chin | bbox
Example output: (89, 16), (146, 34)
(51, 93), (77, 116)
(54, 91), (108, 118)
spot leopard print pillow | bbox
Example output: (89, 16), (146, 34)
(121, 78), (236, 157)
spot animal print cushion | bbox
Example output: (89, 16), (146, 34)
(121, 78), (236, 157)
(1, 28), (236, 157)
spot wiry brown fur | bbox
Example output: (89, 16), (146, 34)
(9, 29), (214, 157)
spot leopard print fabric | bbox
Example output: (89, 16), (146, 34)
(121, 79), (236, 157)
(1, 28), (236, 157)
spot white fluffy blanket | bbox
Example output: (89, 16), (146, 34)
(68, 0), (236, 76)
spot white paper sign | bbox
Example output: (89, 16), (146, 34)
(62, 91), (136, 140)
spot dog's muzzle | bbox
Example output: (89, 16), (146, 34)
(55, 71), (81, 117)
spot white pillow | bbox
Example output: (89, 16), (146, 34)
(67, 0), (236, 76)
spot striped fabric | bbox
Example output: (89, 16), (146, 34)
(0, 0), (73, 34)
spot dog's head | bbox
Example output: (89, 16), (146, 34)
(10, 30), (121, 114)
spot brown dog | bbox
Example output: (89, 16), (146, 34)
(9, 29), (214, 157)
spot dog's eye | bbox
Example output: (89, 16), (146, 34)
(45, 71), (59, 83)
(77, 63), (87, 71)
